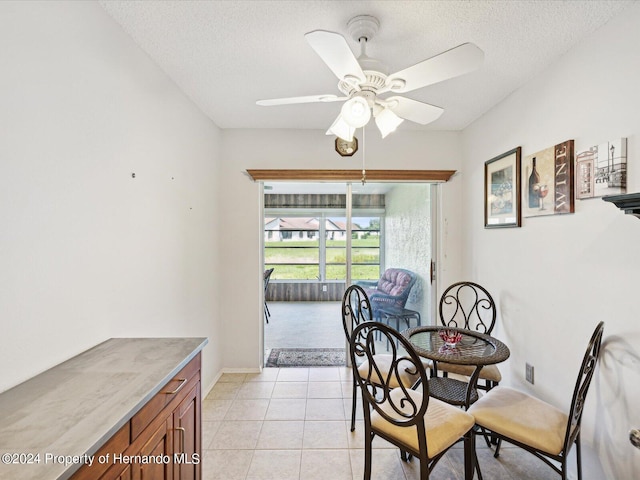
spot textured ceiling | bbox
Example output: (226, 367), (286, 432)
(100, 0), (632, 132)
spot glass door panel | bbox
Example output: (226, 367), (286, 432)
(262, 180), (436, 367)
(348, 182), (433, 326)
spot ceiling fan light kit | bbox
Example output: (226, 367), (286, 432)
(326, 114), (355, 142)
(341, 95), (371, 128)
(257, 14), (484, 141)
(374, 106), (404, 138)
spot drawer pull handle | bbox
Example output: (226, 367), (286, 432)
(161, 378), (187, 395)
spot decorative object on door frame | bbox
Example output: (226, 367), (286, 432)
(522, 140), (574, 218)
(484, 147), (521, 228)
(576, 137), (627, 199)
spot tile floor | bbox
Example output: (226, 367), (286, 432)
(204, 301), (565, 479)
(201, 366), (562, 480)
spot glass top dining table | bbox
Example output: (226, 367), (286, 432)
(402, 325), (510, 408)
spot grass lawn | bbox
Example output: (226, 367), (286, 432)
(265, 239), (380, 280)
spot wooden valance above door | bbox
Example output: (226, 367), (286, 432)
(245, 169), (456, 183)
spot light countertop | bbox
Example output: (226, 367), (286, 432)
(0, 337), (207, 480)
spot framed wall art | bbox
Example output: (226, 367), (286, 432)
(522, 139), (574, 218)
(576, 137), (627, 199)
(485, 147), (521, 228)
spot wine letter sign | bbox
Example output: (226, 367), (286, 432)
(523, 139), (575, 218)
(553, 140), (574, 214)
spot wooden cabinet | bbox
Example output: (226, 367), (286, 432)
(100, 462), (132, 480)
(133, 417), (173, 480)
(71, 354), (201, 480)
(173, 383), (201, 480)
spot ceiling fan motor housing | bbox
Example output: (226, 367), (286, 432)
(343, 15), (390, 96)
(338, 71), (387, 99)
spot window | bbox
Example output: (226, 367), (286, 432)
(351, 216), (381, 280)
(264, 212), (382, 281)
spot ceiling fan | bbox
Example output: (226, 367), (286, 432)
(256, 15), (484, 141)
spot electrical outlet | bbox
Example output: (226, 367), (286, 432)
(322, 285), (327, 292)
(526, 363), (534, 384)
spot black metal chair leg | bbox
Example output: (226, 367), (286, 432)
(464, 430), (477, 480)
(493, 438), (502, 458)
(576, 432), (582, 480)
(479, 427), (493, 448)
(364, 431), (373, 480)
(350, 371), (357, 432)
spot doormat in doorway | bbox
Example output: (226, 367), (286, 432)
(266, 348), (346, 367)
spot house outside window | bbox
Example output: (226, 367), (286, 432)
(264, 213), (382, 282)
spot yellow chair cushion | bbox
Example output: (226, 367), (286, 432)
(371, 388), (474, 458)
(468, 386), (568, 455)
(357, 354), (419, 388)
(436, 363), (502, 382)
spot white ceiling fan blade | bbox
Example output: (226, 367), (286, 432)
(305, 30), (366, 83)
(256, 94), (347, 106)
(385, 96), (444, 125)
(387, 43), (484, 93)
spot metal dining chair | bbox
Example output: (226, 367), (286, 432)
(341, 285), (420, 432)
(433, 281), (501, 392)
(468, 321), (604, 480)
(350, 321), (476, 480)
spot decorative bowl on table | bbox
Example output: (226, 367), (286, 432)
(439, 329), (462, 347)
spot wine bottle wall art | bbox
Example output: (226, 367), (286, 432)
(522, 140), (575, 218)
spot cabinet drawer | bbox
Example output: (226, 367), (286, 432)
(131, 353), (200, 441)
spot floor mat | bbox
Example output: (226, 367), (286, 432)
(266, 348), (346, 367)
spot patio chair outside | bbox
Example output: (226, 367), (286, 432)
(264, 268), (274, 323)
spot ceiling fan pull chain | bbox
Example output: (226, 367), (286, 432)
(361, 126), (366, 185)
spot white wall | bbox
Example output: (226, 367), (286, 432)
(0, 1), (223, 393)
(219, 129), (463, 369)
(460, 3), (640, 478)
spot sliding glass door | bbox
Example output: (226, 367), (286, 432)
(262, 181), (436, 365)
